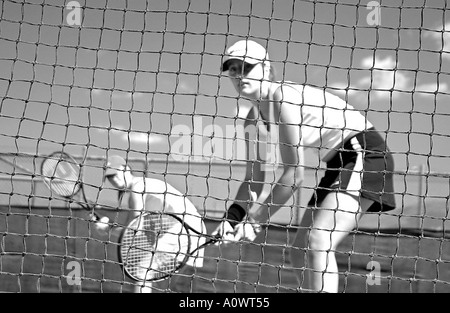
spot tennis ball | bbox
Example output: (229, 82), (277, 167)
(99, 216), (109, 224)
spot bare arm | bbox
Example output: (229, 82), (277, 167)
(213, 107), (268, 237)
(232, 106), (266, 211)
(249, 88), (304, 224)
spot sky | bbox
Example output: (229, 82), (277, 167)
(0, 0), (449, 174)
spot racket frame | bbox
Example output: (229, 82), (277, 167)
(118, 211), (218, 282)
(41, 151), (100, 221)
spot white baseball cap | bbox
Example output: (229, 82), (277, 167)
(221, 40), (270, 72)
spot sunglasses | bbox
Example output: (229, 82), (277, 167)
(227, 62), (259, 77)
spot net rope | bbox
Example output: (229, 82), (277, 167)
(0, 0), (449, 293)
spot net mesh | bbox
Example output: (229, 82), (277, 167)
(0, 0), (449, 293)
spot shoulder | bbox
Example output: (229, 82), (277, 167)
(278, 83), (351, 108)
(270, 82), (309, 104)
(129, 177), (162, 193)
(270, 81), (298, 97)
(130, 177), (145, 193)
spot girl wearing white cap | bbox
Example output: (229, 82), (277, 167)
(215, 40), (396, 293)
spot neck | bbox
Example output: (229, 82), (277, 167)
(260, 80), (271, 100)
(254, 81), (272, 114)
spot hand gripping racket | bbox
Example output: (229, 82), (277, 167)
(40, 151), (105, 223)
(119, 211), (220, 282)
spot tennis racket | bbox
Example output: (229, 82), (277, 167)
(119, 211), (220, 282)
(40, 151), (105, 223)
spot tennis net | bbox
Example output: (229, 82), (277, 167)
(0, 0), (449, 293)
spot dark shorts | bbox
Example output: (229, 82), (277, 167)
(308, 128), (396, 212)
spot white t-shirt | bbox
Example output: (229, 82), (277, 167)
(130, 178), (206, 267)
(273, 83), (372, 161)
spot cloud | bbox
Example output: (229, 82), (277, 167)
(415, 82), (449, 97)
(91, 88), (106, 95)
(361, 56), (396, 70)
(92, 125), (127, 135)
(92, 127), (166, 150)
(444, 23), (450, 57)
(123, 132), (165, 145)
(176, 80), (196, 94)
(328, 82), (359, 97)
(436, 22), (450, 58)
(358, 56), (410, 98)
(424, 22), (450, 59)
(91, 89), (147, 99)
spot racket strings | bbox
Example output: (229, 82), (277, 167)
(42, 155), (81, 197)
(121, 213), (190, 281)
